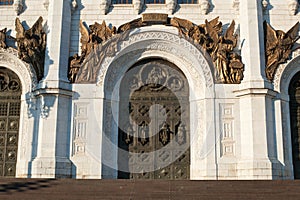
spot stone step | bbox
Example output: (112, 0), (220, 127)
(0, 179), (299, 199)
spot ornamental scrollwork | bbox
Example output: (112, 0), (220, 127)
(264, 21), (299, 81)
(15, 17), (47, 81)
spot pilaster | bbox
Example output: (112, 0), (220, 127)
(239, 0), (270, 89)
(30, 0), (73, 178)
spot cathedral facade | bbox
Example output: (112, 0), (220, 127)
(0, 0), (299, 179)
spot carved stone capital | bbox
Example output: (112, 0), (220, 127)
(288, 0), (299, 15)
(43, 0), (49, 11)
(13, 0), (24, 16)
(100, 0), (111, 15)
(232, 0), (239, 13)
(71, 0), (78, 13)
(200, 0), (210, 15)
(133, 0), (143, 15)
(166, 0), (177, 15)
(261, 0), (268, 11)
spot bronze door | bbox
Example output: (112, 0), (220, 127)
(118, 59), (190, 179)
(289, 71), (300, 179)
(0, 67), (21, 177)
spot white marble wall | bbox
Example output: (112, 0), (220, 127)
(0, 0), (299, 179)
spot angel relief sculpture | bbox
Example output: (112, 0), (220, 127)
(15, 17), (46, 81)
(170, 17), (244, 84)
(264, 21), (299, 81)
(70, 15), (244, 84)
(0, 28), (7, 49)
(68, 20), (116, 82)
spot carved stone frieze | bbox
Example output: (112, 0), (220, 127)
(15, 17), (47, 81)
(264, 21), (299, 81)
(71, 14), (244, 84)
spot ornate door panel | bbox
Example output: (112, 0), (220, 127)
(118, 59), (190, 179)
(289, 72), (300, 179)
(0, 67), (21, 177)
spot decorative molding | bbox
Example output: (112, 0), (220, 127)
(288, 0), (299, 15)
(98, 31), (212, 91)
(40, 95), (50, 119)
(13, 0), (24, 16)
(100, 0), (110, 15)
(262, 0), (268, 11)
(43, 0), (49, 11)
(133, 0), (143, 15)
(0, 48), (38, 93)
(200, 0), (210, 15)
(72, 103), (88, 156)
(219, 103), (235, 157)
(166, 0), (177, 15)
(273, 55), (300, 92)
(232, 0), (239, 14)
(71, 0), (78, 13)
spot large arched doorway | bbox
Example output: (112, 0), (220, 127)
(289, 71), (300, 179)
(0, 67), (21, 177)
(117, 58), (190, 179)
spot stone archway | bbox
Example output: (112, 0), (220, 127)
(289, 71), (300, 179)
(0, 49), (37, 178)
(99, 28), (216, 179)
(0, 67), (22, 177)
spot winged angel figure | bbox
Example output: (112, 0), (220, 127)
(0, 28), (7, 48)
(206, 19), (243, 83)
(15, 17), (46, 81)
(264, 21), (299, 81)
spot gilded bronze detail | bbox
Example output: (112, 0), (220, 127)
(0, 28), (7, 49)
(264, 21), (299, 81)
(68, 20), (117, 82)
(15, 17), (46, 81)
(170, 17), (244, 84)
(70, 15), (244, 84)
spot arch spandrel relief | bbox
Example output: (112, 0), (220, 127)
(70, 14), (244, 85)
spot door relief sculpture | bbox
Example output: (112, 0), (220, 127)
(118, 59), (190, 179)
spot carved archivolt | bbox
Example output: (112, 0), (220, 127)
(70, 14), (244, 84)
(264, 21), (299, 82)
(0, 48), (38, 93)
(273, 55), (300, 93)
